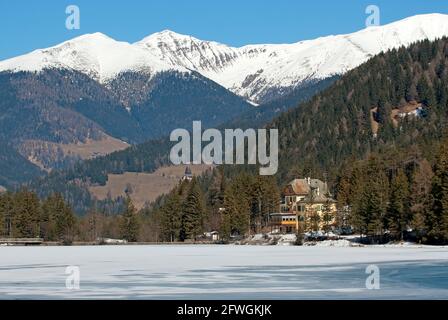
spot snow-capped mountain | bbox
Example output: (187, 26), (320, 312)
(1, 13), (448, 103)
(136, 13), (448, 102)
(0, 32), (188, 83)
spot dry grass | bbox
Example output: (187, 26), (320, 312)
(61, 136), (129, 159)
(89, 164), (213, 209)
(20, 135), (130, 171)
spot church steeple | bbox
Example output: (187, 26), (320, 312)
(182, 166), (193, 181)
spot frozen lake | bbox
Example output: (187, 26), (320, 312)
(0, 245), (447, 299)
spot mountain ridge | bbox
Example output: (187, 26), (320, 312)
(2, 13), (448, 188)
(2, 14), (448, 103)
(26, 36), (448, 214)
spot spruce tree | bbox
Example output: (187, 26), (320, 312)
(376, 97), (390, 124)
(349, 165), (369, 236)
(410, 160), (433, 242)
(335, 172), (351, 230)
(205, 169), (226, 232)
(220, 175), (252, 239)
(119, 196), (140, 242)
(0, 194), (6, 236)
(250, 176), (279, 233)
(86, 207), (101, 242)
(182, 179), (204, 241)
(388, 169), (410, 240)
(322, 198), (334, 234)
(229, 174), (251, 235)
(350, 157), (389, 242)
(220, 205), (233, 241)
(417, 76), (436, 107)
(260, 176), (280, 229)
(12, 189), (41, 238)
(41, 193), (76, 243)
(221, 187), (238, 239)
(160, 193), (182, 242)
(366, 164), (388, 241)
(427, 138), (448, 243)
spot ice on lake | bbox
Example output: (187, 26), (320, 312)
(1, 245), (447, 299)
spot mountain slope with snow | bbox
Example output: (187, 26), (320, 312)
(137, 13), (448, 102)
(1, 13), (448, 103)
(0, 32), (189, 83)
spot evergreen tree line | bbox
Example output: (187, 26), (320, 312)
(151, 170), (280, 242)
(0, 190), (154, 243)
(0, 190), (75, 243)
(0, 172), (280, 244)
(2, 134), (447, 245)
(335, 136), (448, 244)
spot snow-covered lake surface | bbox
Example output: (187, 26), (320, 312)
(1, 245), (447, 299)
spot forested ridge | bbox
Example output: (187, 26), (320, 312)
(6, 38), (446, 244)
(27, 137), (172, 213)
(5, 134), (446, 244)
(273, 38), (448, 182)
(152, 38), (448, 244)
(0, 68), (254, 187)
(0, 142), (42, 187)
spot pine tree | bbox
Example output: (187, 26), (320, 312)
(182, 179), (204, 241)
(160, 193), (182, 242)
(206, 168), (226, 232)
(349, 158), (388, 242)
(250, 177), (264, 233)
(388, 169), (410, 240)
(221, 187), (238, 240)
(119, 196), (140, 242)
(335, 172), (351, 230)
(349, 165), (369, 236)
(376, 97), (390, 124)
(322, 198), (334, 234)
(366, 164), (388, 241)
(427, 138), (448, 243)
(219, 175), (252, 239)
(41, 193), (76, 243)
(0, 194), (6, 236)
(12, 189), (41, 238)
(84, 206), (104, 242)
(260, 176), (280, 229)
(220, 207), (233, 242)
(250, 176), (279, 233)
(417, 76), (436, 107)
(208, 168), (226, 209)
(410, 160), (433, 242)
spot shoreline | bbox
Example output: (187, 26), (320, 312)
(1, 240), (447, 248)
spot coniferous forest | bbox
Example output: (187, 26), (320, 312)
(1, 38), (448, 244)
(1, 136), (447, 244)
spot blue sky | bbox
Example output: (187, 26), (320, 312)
(0, 0), (447, 60)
